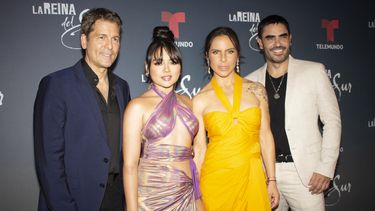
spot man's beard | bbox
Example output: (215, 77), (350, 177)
(265, 46), (290, 64)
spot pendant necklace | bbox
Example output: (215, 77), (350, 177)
(268, 73), (285, 100)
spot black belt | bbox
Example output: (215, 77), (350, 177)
(276, 154), (294, 162)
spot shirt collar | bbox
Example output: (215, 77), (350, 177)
(81, 59), (117, 98)
(81, 59), (116, 86)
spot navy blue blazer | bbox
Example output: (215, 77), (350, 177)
(34, 61), (131, 211)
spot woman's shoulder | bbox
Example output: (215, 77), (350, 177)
(242, 78), (268, 102)
(126, 90), (157, 112)
(193, 82), (214, 100)
(242, 77), (264, 87)
(176, 94), (193, 108)
(242, 78), (265, 92)
(191, 83), (216, 114)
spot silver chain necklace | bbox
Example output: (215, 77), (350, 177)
(268, 73), (285, 99)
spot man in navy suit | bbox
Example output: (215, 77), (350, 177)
(33, 8), (130, 211)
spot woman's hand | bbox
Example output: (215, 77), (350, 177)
(267, 180), (280, 209)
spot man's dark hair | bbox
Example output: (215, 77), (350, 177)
(81, 8), (122, 37)
(257, 15), (290, 38)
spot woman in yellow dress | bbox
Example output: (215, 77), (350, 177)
(193, 27), (279, 210)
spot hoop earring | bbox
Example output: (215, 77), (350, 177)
(207, 59), (211, 74)
(236, 59), (240, 73)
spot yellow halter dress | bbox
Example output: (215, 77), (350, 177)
(201, 74), (271, 211)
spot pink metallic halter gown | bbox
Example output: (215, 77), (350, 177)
(138, 84), (201, 211)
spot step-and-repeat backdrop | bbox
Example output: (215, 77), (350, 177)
(1, 0), (374, 210)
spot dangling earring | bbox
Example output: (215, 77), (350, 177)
(236, 58), (240, 73)
(207, 59), (211, 74)
(145, 63), (150, 77)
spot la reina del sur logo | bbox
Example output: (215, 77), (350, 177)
(32, 2), (76, 15)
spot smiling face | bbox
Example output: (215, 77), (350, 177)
(207, 35), (238, 78)
(257, 23), (292, 65)
(81, 19), (121, 73)
(148, 48), (181, 92)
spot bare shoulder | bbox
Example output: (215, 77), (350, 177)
(192, 83), (213, 105)
(125, 97), (146, 114)
(125, 91), (154, 114)
(177, 94), (193, 109)
(244, 80), (268, 102)
(192, 83), (214, 114)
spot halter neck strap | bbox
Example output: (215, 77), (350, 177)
(211, 74), (242, 117)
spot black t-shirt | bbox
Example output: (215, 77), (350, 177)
(265, 71), (292, 156)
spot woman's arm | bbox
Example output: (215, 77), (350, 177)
(122, 99), (143, 211)
(253, 82), (280, 209)
(192, 95), (207, 177)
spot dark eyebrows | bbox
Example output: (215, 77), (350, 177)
(264, 34), (276, 39)
(279, 32), (289, 37)
(96, 33), (121, 38)
(210, 47), (236, 51)
(264, 32), (289, 39)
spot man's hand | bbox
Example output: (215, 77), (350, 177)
(308, 172), (331, 194)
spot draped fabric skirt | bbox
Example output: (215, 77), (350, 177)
(138, 158), (197, 211)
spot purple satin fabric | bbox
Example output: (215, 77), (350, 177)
(190, 158), (202, 200)
(142, 84), (198, 143)
(138, 84), (201, 210)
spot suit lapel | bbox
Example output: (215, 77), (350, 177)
(115, 82), (124, 116)
(114, 80), (125, 149)
(258, 64), (267, 85)
(73, 61), (107, 142)
(285, 56), (297, 126)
